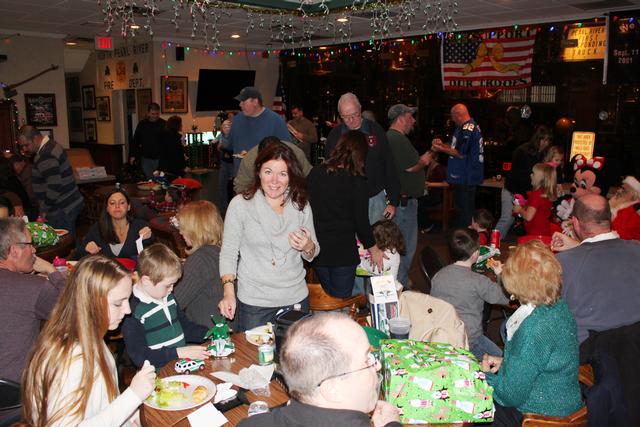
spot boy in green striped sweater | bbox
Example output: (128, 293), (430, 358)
(123, 244), (209, 368)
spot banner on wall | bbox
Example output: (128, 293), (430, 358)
(561, 24), (606, 62)
(607, 11), (640, 84)
(441, 29), (536, 91)
(96, 42), (152, 91)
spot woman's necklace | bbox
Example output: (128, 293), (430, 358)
(114, 221), (129, 242)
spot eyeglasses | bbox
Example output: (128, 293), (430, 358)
(316, 352), (378, 387)
(340, 111), (361, 121)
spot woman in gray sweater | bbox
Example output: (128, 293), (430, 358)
(173, 200), (224, 328)
(219, 141), (319, 331)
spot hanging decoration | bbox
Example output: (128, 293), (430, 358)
(97, 0), (459, 51)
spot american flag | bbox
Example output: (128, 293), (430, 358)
(272, 66), (286, 118)
(441, 30), (537, 90)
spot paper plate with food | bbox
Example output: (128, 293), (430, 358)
(232, 150), (248, 159)
(245, 322), (274, 346)
(144, 375), (216, 411)
(54, 229), (69, 236)
(137, 181), (161, 191)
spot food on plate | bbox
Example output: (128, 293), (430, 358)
(148, 379), (189, 408)
(192, 385), (209, 404)
(245, 322), (274, 345)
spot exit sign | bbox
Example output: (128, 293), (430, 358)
(95, 36), (113, 51)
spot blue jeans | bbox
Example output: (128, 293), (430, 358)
(495, 188), (515, 240)
(453, 184), (477, 227)
(393, 198), (418, 287)
(315, 265), (357, 298)
(141, 157), (159, 180)
(237, 297), (309, 332)
(46, 201), (84, 238)
(470, 334), (503, 361)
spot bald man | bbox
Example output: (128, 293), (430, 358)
(552, 194), (640, 344)
(432, 104), (484, 227)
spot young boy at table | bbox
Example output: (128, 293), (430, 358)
(470, 208), (493, 245)
(122, 243), (209, 368)
(430, 228), (509, 361)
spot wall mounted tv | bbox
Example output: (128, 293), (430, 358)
(195, 69), (256, 111)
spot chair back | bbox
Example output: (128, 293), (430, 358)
(307, 283), (366, 321)
(418, 246), (445, 293)
(149, 219), (188, 259)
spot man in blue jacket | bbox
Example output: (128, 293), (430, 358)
(432, 104), (484, 227)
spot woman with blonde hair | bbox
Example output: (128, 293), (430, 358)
(22, 255), (156, 426)
(481, 241), (582, 426)
(173, 200), (225, 328)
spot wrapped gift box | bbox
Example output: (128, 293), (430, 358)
(76, 166), (107, 180)
(381, 340), (494, 424)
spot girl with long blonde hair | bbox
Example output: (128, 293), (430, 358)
(22, 255), (156, 426)
(512, 163), (557, 236)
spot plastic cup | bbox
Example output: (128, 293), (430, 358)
(388, 317), (411, 339)
(248, 400), (269, 416)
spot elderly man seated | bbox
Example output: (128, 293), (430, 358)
(0, 218), (66, 423)
(239, 312), (401, 427)
(610, 175), (640, 241)
(552, 194), (640, 344)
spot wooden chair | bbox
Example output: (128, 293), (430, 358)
(521, 364), (594, 427)
(307, 283), (367, 324)
(149, 218), (188, 259)
(417, 245), (445, 294)
(425, 185), (456, 231)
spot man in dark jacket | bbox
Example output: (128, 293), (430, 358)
(131, 102), (166, 179)
(239, 313), (401, 427)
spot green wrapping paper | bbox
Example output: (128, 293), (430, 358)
(381, 340), (494, 424)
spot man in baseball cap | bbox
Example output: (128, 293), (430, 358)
(220, 86), (291, 175)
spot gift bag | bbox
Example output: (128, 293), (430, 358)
(27, 222), (59, 247)
(381, 340), (494, 424)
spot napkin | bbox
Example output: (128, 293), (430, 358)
(187, 403), (227, 427)
(213, 382), (238, 404)
(135, 236), (144, 254)
(212, 364), (274, 389)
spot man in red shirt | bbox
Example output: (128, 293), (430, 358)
(610, 175), (640, 241)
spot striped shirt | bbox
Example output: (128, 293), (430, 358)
(32, 137), (83, 215)
(132, 290), (186, 350)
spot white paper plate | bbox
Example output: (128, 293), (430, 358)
(245, 324), (274, 346)
(144, 375), (216, 411)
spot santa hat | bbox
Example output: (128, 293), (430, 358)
(623, 176), (640, 195)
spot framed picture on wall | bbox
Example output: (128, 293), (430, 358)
(82, 85), (96, 110)
(96, 96), (111, 121)
(24, 93), (57, 126)
(160, 76), (188, 113)
(136, 88), (152, 121)
(84, 118), (97, 143)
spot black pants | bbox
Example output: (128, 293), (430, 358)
(454, 184), (477, 227)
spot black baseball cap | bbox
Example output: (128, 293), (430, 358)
(234, 87), (262, 102)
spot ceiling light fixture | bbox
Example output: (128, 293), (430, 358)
(231, 34), (240, 39)
(65, 41), (77, 46)
(336, 17), (349, 23)
(130, 24), (140, 29)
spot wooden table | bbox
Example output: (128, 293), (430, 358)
(36, 233), (75, 262)
(140, 334), (289, 427)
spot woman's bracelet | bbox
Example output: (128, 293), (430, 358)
(221, 278), (235, 286)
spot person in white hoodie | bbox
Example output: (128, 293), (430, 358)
(22, 255), (156, 427)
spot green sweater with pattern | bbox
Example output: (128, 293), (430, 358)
(486, 299), (583, 416)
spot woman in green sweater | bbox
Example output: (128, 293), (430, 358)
(482, 240), (583, 426)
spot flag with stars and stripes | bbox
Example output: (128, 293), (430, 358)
(272, 67), (286, 118)
(441, 29), (537, 90)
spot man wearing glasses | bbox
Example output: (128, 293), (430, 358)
(325, 93), (400, 224)
(0, 218), (65, 423)
(239, 312), (401, 427)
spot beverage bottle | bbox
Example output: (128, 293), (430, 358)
(53, 256), (67, 273)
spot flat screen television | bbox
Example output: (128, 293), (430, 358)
(195, 69), (256, 111)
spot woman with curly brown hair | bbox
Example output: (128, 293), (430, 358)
(219, 140), (319, 331)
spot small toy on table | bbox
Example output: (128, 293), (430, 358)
(204, 315), (235, 358)
(174, 358), (205, 374)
